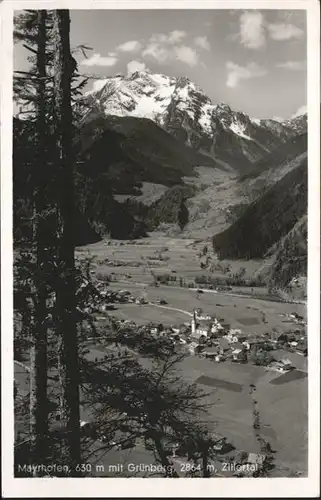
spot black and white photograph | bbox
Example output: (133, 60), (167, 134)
(1, 0), (320, 497)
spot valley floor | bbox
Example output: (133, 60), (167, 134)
(75, 236), (308, 477)
(14, 235), (308, 478)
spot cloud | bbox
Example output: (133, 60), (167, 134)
(194, 36), (210, 50)
(175, 46), (198, 66)
(127, 60), (146, 74)
(275, 10), (306, 27)
(142, 43), (170, 63)
(276, 60), (306, 71)
(239, 11), (266, 49)
(226, 61), (267, 88)
(232, 11), (304, 50)
(84, 79), (108, 95)
(116, 40), (142, 52)
(80, 52), (118, 67)
(168, 30), (186, 43)
(268, 23), (304, 41)
(292, 104), (307, 117)
(142, 30), (198, 66)
(149, 33), (169, 43)
(149, 30), (186, 44)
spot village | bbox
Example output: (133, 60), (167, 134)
(86, 282), (307, 375)
(74, 280), (308, 477)
(14, 270), (308, 478)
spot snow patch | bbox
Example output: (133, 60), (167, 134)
(148, 73), (171, 87)
(198, 103), (213, 134)
(133, 95), (162, 119)
(156, 84), (176, 100)
(176, 85), (189, 100)
(229, 121), (253, 140)
(185, 109), (195, 120)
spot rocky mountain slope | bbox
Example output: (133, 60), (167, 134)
(77, 69), (297, 173)
(212, 159), (307, 260)
(241, 132), (307, 181)
(283, 113), (307, 135)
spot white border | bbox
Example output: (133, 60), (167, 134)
(1, 1), (320, 497)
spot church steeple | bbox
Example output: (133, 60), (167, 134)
(191, 309), (197, 335)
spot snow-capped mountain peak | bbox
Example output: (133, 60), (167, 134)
(78, 69), (300, 171)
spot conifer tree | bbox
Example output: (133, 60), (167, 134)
(52, 9), (81, 474)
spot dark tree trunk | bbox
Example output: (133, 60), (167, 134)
(52, 9), (81, 475)
(202, 447), (210, 477)
(150, 429), (179, 477)
(29, 9), (49, 469)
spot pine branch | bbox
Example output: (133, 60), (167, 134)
(23, 43), (38, 55)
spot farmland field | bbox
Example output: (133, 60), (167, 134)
(105, 281), (305, 337)
(69, 236), (307, 476)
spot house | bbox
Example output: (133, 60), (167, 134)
(267, 360), (282, 372)
(295, 339), (307, 356)
(187, 341), (199, 355)
(202, 346), (219, 359)
(211, 320), (224, 335)
(289, 312), (304, 323)
(196, 322), (212, 337)
(135, 297), (147, 305)
(196, 312), (211, 320)
(212, 437), (229, 452)
(272, 360), (293, 372)
(218, 338), (230, 353)
(232, 348), (244, 361)
(224, 332), (238, 343)
(230, 328), (242, 337)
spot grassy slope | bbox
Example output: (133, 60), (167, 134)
(212, 159), (307, 260)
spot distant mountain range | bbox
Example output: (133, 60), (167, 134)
(77, 69), (307, 173)
(282, 113), (307, 135)
(14, 69), (308, 288)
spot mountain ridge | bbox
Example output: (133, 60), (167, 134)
(76, 69), (304, 173)
(212, 159), (307, 260)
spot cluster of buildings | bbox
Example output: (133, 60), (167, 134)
(134, 307), (308, 370)
(87, 281), (307, 371)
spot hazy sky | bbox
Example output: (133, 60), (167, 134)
(14, 9), (307, 120)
